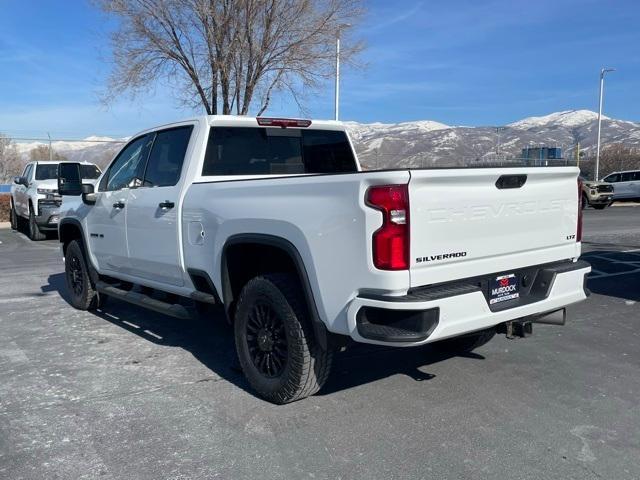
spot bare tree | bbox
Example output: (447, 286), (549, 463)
(597, 144), (640, 177)
(99, 0), (364, 115)
(29, 145), (67, 162)
(0, 134), (24, 183)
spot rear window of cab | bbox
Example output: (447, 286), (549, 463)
(202, 127), (357, 176)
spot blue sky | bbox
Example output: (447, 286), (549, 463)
(0, 0), (639, 139)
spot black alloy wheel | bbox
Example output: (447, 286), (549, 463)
(246, 302), (288, 378)
(67, 254), (85, 298)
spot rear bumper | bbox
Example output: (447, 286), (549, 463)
(346, 260), (591, 346)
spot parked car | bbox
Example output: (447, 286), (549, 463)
(602, 170), (640, 201)
(580, 178), (614, 209)
(56, 116), (590, 404)
(10, 161), (101, 240)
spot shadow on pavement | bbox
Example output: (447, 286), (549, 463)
(43, 272), (485, 400)
(581, 249), (640, 302)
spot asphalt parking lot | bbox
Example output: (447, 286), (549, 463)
(1, 206), (639, 480)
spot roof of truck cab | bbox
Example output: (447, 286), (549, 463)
(132, 115), (346, 134)
(206, 115), (345, 130)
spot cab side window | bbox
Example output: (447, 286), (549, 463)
(604, 173), (620, 183)
(101, 135), (153, 191)
(621, 172), (635, 182)
(143, 126), (193, 187)
(23, 164), (33, 182)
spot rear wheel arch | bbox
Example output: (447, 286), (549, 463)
(221, 234), (327, 349)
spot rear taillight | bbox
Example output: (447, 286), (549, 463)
(577, 178), (583, 242)
(366, 184), (410, 270)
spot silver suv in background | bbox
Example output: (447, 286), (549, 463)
(10, 161), (101, 240)
(602, 170), (640, 202)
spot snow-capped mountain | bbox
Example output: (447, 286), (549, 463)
(507, 110), (606, 129)
(11, 110), (640, 170)
(14, 136), (128, 168)
(348, 109), (640, 169)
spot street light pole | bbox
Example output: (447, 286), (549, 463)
(334, 24), (351, 121)
(334, 33), (340, 121)
(595, 67), (615, 181)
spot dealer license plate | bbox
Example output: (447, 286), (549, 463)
(489, 273), (520, 305)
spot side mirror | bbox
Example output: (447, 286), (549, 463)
(58, 163), (83, 196)
(81, 183), (97, 205)
(14, 176), (28, 187)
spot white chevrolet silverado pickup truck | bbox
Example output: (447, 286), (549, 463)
(57, 116), (590, 403)
(10, 160), (101, 240)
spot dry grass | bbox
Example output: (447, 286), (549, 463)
(0, 194), (10, 222)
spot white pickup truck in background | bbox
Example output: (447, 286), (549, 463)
(56, 116), (590, 403)
(10, 160), (101, 240)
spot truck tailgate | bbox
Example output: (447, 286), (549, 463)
(408, 167), (581, 288)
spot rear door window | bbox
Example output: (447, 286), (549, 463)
(202, 127), (357, 176)
(143, 126), (193, 187)
(621, 172), (635, 182)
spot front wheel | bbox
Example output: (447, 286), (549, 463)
(65, 240), (103, 310)
(581, 194), (588, 210)
(431, 328), (496, 355)
(28, 206), (46, 241)
(234, 274), (333, 404)
(10, 202), (18, 230)
(592, 204), (608, 210)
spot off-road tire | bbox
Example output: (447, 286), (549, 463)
(581, 194), (588, 210)
(65, 240), (103, 310)
(28, 205), (46, 241)
(593, 204), (607, 210)
(10, 202), (18, 230)
(234, 273), (333, 404)
(431, 328), (496, 354)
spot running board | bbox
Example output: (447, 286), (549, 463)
(96, 281), (190, 319)
(190, 291), (218, 305)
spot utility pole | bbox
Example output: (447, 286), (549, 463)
(495, 127), (505, 159)
(334, 23), (351, 121)
(595, 67), (615, 181)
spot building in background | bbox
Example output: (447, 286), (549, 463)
(521, 146), (563, 165)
